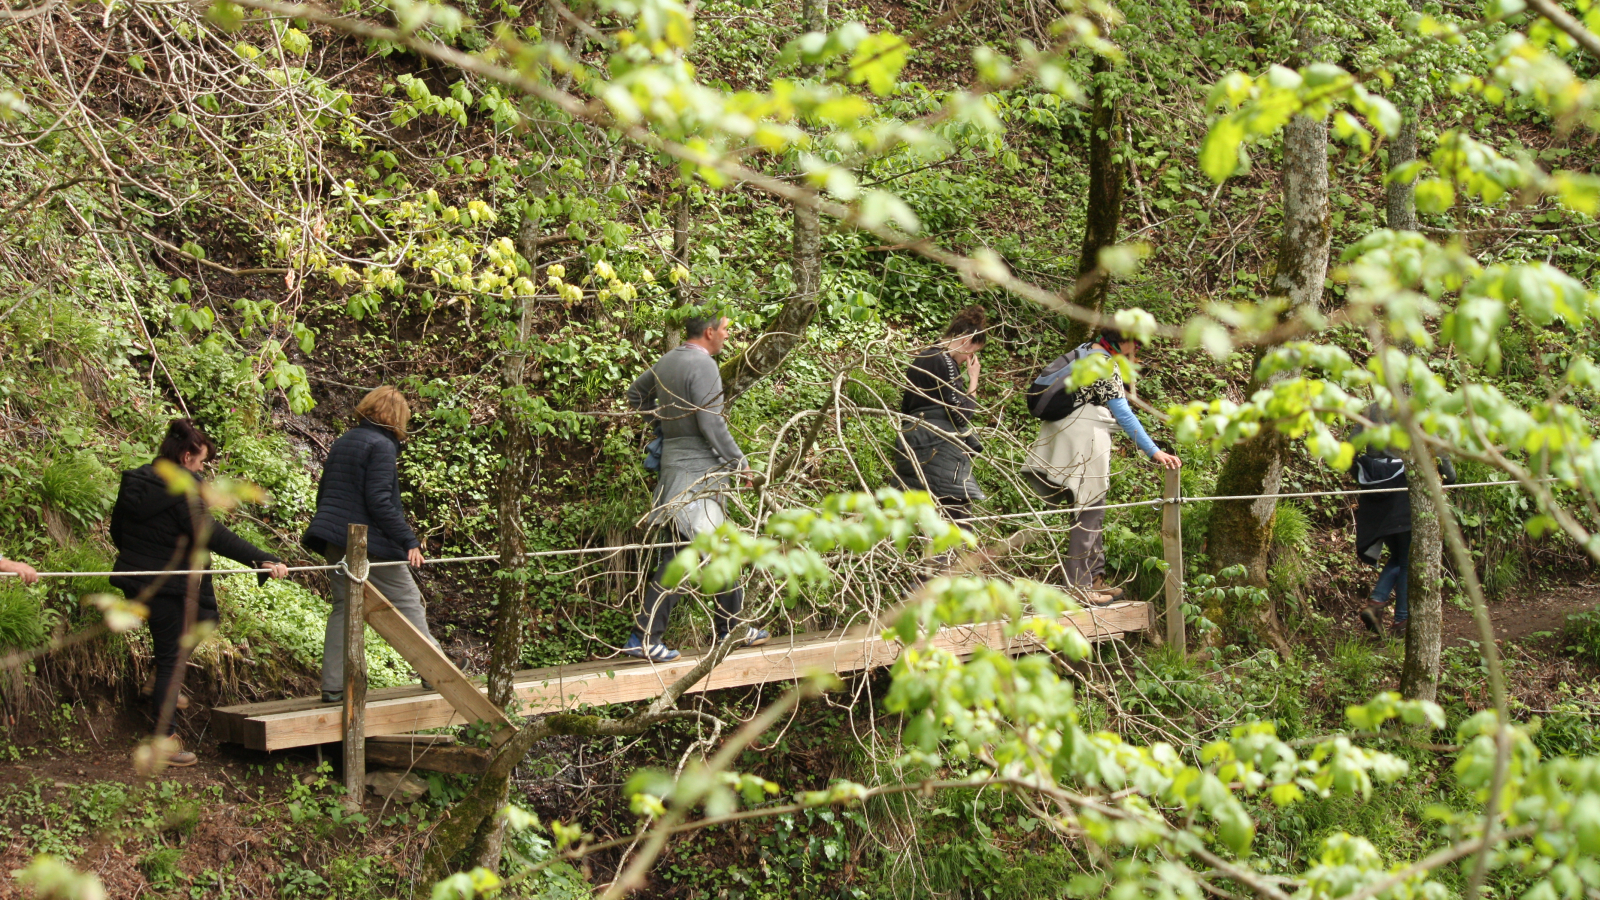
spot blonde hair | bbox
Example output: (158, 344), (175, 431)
(355, 386), (412, 440)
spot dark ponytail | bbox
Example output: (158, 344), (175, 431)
(943, 306), (989, 343)
(156, 419), (217, 465)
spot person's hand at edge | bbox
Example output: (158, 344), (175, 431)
(965, 354), (981, 395)
(1151, 451), (1182, 470)
(408, 546), (426, 568)
(0, 559), (38, 585)
(265, 562), (289, 579)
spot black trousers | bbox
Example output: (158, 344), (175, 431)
(147, 596), (217, 736)
(635, 536), (743, 645)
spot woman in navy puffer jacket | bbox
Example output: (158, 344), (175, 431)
(302, 386), (436, 703)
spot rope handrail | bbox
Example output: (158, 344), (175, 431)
(0, 478), (1543, 579)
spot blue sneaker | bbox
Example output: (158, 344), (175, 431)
(717, 626), (770, 648)
(622, 633), (680, 662)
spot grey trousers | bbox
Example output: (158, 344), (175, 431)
(321, 546), (436, 693)
(1024, 471), (1106, 589)
(1065, 504), (1107, 589)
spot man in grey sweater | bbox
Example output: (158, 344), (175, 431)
(623, 315), (770, 661)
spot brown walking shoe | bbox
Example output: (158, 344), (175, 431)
(159, 736), (197, 768)
(1073, 587), (1116, 607)
(1358, 602), (1385, 635)
(1090, 578), (1125, 601)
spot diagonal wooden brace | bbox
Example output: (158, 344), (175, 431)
(360, 581), (518, 747)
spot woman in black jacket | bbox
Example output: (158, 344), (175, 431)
(893, 306), (989, 520)
(111, 419), (287, 767)
(301, 386), (435, 704)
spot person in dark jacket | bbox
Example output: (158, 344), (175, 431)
(893, 306), (989, 521)
(1350, 409), (1457, 636)
(111, 419), (287, 767)
(302, 386), (434, 703)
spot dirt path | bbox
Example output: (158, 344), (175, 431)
(1441, 584), (1599, 647)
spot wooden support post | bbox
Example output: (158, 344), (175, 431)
(1161, 468), (1186, 653)
(342, 524), (368, 809)
(360, 581), (518, 746)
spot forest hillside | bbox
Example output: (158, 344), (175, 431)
(3, 0), (1600, 896)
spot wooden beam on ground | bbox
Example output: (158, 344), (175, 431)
(366, 734), (490, 775)
(360, 580), (518, 747)
(213, 601), (1151, 752)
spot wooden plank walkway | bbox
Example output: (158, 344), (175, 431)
(212, 601), (1151, 751)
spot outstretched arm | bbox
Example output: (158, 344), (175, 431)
(0, 557), (38, 585)
(206, 521), (286, 584)
(1106, 396), (1181, 468)
(1105, 396), (1161, 457)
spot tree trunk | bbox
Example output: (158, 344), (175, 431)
(1207, 111), (1329, 576)
(1208, 430), (1288, 587)
(718, 0), (826, 402)
(469, 212), (542, 871)
(666, 194), (691, 352)
(1064, 54), (1123, 347)
(1385, 114), (1419, 232)
(1206, 99), (1329, 656)
(1400, 457), (1443, 700)
(1386, 104), (1441, 699)
(718, 201), (822, 402)
(1268, 113), (1332, 306)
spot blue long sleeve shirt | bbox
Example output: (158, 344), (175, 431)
(1106, 395), (1162, 458)
(1078, 343), (1161, 457)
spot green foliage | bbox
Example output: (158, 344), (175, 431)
(1272, 502), (1311, 549)
(0, 581), (53, 651)
(5, 0), (1600, 896)
(36, 452), (114, 535)
(138, 846), (183, 889)
(12, 854), (107, 900)
(217, 572), (412, 688)
(1561, 605), (1600, 668)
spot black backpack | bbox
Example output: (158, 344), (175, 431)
(1027, 343), (1098, 421)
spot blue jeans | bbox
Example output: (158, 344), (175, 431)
(1371, 531), (1411, 621)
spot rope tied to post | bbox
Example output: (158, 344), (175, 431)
(336, 558), (369, 586)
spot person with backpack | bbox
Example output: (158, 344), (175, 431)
(302, 386), (436, 704)
(623, 314), (770, 662)
(1023, 329), (1180, 602)
(1350, 407), (1456, 636)
(892, 306), (990, 521)
(111, 419), (289, 767)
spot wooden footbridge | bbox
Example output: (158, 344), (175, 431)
(206, 523), (1154, 798)
(212, 600), (1152, 752)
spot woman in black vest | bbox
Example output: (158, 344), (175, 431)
(893, 306), (988, 520)
(111, 419), (287, 768)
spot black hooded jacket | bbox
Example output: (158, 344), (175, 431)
(109, 463), (281, 608)
(301, 419), (420, 562)
(1351, 450), (1458, 564)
